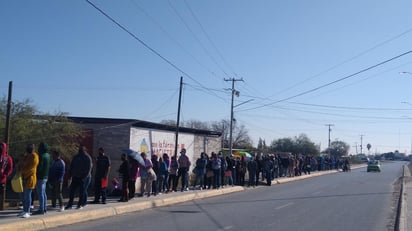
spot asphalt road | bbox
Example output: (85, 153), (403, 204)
(47, 161), (404, 231)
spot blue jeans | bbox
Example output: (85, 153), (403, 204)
(193, 173), (205, 188)
(82, 175), (91, 206)
(36, 179), (48, 212)
(67, 177), (84, 208)
(23, 189), (33, 213)
(177, 167), (188, 191)
(213, 169), (221, 188)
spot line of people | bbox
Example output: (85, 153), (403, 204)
(0, 143), (95, 218)
(108, 148), (192, 202)
(4, 141), (353, 219)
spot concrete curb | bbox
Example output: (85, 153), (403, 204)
(0, 186), (246, 231)
(0, 165), (366, 231)
(398, 164), (409, 231)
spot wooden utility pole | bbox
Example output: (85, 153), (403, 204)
(174, 77), (183, 158)
(360, 135), (364, 155)
(224, 78), (243, 156)
(325, 124), (334, 157)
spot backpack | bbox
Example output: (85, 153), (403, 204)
(221, 157), (227, 171)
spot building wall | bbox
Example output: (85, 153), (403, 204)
(77, 122), (221, 193)
(77, 123), (131, 190)
(193, 135), (222, 159)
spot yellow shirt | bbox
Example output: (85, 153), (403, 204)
(18, 152), (39, 189)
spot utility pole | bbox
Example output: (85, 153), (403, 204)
(325, 124), (334, 154)
(1, 81), (12, 211)
(174, 77), (183, 158)
(353, 142), (358, 155)
(410, 136), (412, 155)
(360, 135), (364, 155)
(224, 78), (243, 156)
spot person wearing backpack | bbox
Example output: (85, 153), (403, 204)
(219, 152), (227, 187)
(210, 152), (221, 189)
(192, 152), (207, 190)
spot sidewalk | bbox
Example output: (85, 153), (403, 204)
(400, 164), (412, 231)
(0, 166), (365, 231)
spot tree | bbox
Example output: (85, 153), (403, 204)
(183, 120), (209, 130)
(270, 137), (295, 153)
(211, 119), (253, 149)
(0, 98), (83, 160)
(294, 134), (320, 155)
(160, 119), (254, 149)
(231, 123), (253, 149)
(269, 134), (320, 155)
(159, 119), (176, 126)
(367, 143), (372, 153)
(257, 138), (267, 153)
(326, 140), (350, 157)
(210, 119), (230, 148)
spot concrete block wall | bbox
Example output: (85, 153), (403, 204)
(78, 122), (222, 196)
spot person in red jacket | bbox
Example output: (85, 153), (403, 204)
(0, 142), (13, 192)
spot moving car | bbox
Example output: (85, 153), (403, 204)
(367, 160), (381, 172)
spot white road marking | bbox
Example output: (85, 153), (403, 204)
(275, 202), (294, 210)
(217, 226), (233, 231)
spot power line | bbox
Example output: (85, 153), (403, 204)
(129, 0), (224, 82)
(300, 60), (412, 101)
(85, 0), (221, 99)
(239, 50), (412, 112)
(183, 0), (238, 77)
(167, 0), (231, 78)
(142, 87), (180, 120)
(185, 83), (228, 103)
(239, 28), (412, 108)
(270, 27), (412, 98)
(287, 102), (412, 111)
(274, 105), (411, 120)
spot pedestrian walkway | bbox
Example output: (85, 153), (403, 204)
(0, 165), (366, 231)
(401, 163), (411, 231)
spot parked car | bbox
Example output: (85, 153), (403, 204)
(367, 160), (381, 172)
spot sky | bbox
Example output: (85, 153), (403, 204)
(1, 0), (412, 155)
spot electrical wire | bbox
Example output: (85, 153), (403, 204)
(85, 0), (222, 100)
(286, 102), (412, 112)
(270, 27), (412, 98)
(238, 50), (412, 112)
(183, 0), (238, 78)
(167, 0), (231, 79)
(299, 59), (412, 102)
(141, 87), (180, 120)
(237, 28), (412, 109)
(129, 0), (224, 82)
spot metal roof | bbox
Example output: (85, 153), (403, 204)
(67, 116), (222, 137)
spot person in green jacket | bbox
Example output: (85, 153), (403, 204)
(33, 142), (50, 215)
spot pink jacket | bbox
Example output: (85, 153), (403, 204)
(0, 142), (13, 184)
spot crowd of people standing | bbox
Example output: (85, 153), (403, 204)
(0, 141), (352, 219)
